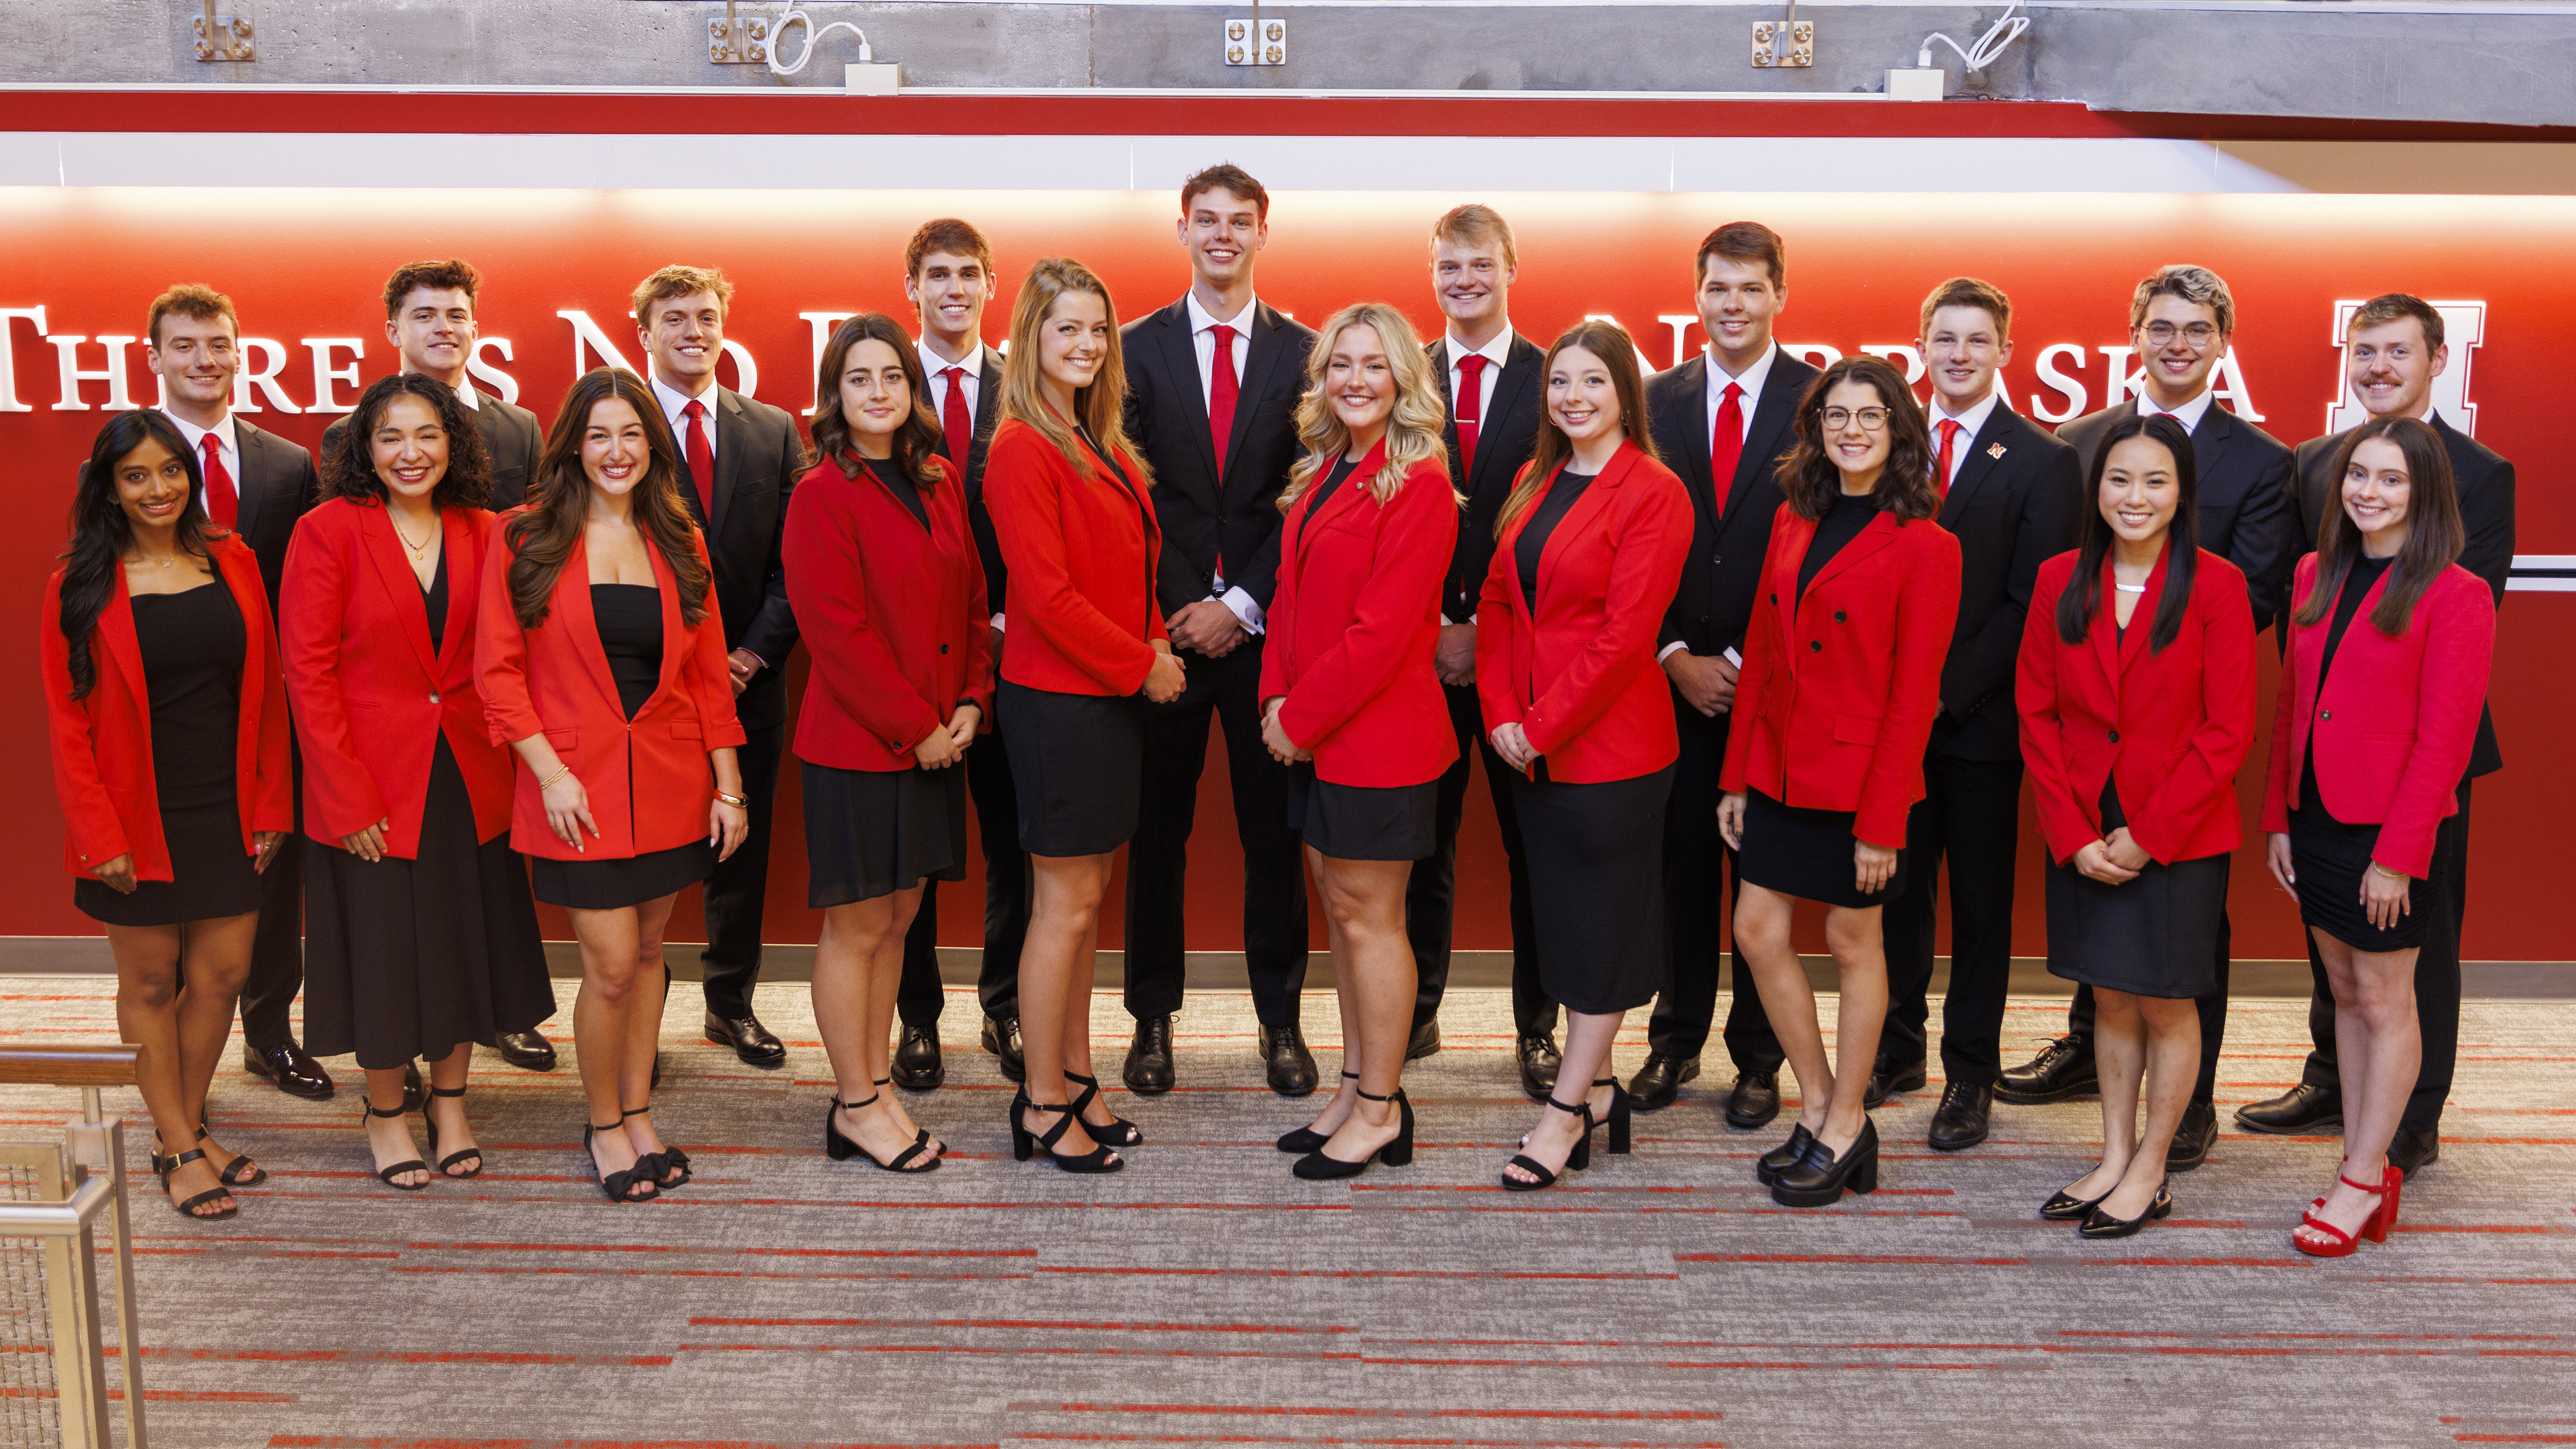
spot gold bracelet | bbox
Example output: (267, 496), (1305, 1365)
(539, 764), (573, 791)
(714, 791), (748, 809)
(2368, 862), (2409, 882)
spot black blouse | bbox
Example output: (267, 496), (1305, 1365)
(863, 455), (931, 532)
(1299, 454), (1364, 553)
(1798, 490), (1880, 605)
(592, 583), (663, 721)
(1516, 470), (1595, 611)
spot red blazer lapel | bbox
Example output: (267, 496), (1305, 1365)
(650, 540), (687, 710)
(1297, 438), (1387, 568)
(356, 505), (441, 681)
(434, 510), (479, 681)
(2114, 542), (2175, 678)
(1534, 442), (1641, 609)
(1767, 509), (1819, 661)
(1800, 508), (1901, 601)
(555, 536), (625, 714)
(96, 575), (146, 708)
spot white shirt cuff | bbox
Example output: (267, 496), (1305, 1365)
(989, 613), (1006, 631)
(1218, 587), (1265, 635)
(1656, 641), (1690, 663)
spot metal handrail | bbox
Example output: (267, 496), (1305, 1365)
(0, 1044), (147, 1449)
(0, 1173), (112, 1235)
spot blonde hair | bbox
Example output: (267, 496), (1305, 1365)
(630, 264), (735, 325)
(998, 257), (1148, 481)
(1429, 203), (1517, 271)
(1282, 303), (1457, 514)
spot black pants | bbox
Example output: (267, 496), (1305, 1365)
(1406, 681), (1554, 1038)
(237, 766), (305, 1049)
(699, 721), (784, 1020)
(1644, 689), (1780, 1072)
(1124, 636), (1310, 1027)
(1883, 753), (2024, 1088)
(2065, 908), (2233, 1105)
(896, 707), (1029, 1027)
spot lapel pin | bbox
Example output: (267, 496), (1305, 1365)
(1986, 442), (2008, 459)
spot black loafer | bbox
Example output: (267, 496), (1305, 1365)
(1405, 1017), (1442, 1061)
(2388, 1125), (2440, 1179)
(2233, 1082), (2343, 1135)
(1926, 1080), (1992, 1152)
(981, 1014), (1025, 1082)
(704, 1010), (787, 1067)
(243, 1041), (336, 1101)
(495, 1030), (557, 1072)
(1723, 1069), (1779, 1129)
(1995, 1034), (2097, 1105)
(1123, 1015), (1175, 1094)
(1863, 1057), (1927, 1110)
(1627, 1052), (1699, 1112)
(2164, 1098), (2217, 1171)
(891, 1023), (944, 1090)
(1261, 1024), (1319, 1098)
(1515, 1035), (1563, 1103)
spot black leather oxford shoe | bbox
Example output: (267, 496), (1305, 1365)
(1405, 1017), (1441, 1061)
(2166, 1098), (2216, 1171)
(981, 1014), (1025, 1082)
(2234, 1082), (2343, 1135)
(1515, 1034), (1563, 1103)
(704, 1010), (787, 1067)
(1995, 1035), (2097, 1104)
(891, 1023), (944, 1090)
(1123, 1015), (1175, 1094)
(1926, 1080), (1993, 1152)
(1723, 1068), (1779, 1129)
(2388, 1125), (2440, 1179)
(1261, 1023), (1319, 1097)
(495, 1030), (557, 1072)
(243, 1041), (335, 1100)
(1863, 1056), (1927, 1110)
(1626, 1052), (1699, 1112)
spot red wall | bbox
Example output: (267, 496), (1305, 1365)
(7, 187), (2567, 958)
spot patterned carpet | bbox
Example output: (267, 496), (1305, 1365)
(0, 976), (2569, 1449)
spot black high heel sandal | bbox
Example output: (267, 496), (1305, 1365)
(193, 1122), (266, 1186)
(1008, 1090), (1122, 1173)
(824, 1093), (940, 1173)
(1294, 1088), (1413, 1180)
(422, 1086), (484, 1179)
(623, 1105), (690, 1190)
(1278, 1072), (1360, 1154)
(870, 1077), (944, 1156)
(1771, 1117), (1880, 1207)
(1758, 1124), (1816, 1187)
(581, 1121), (655, 1203)
(361, 1103), (432, 1191)
(1582, 1077), (1633, 1157)
(154, 1147), (240, 1220)
(1064, 1071), (1142, 1147)
(2078, 1179), (2174, 1240)
(1502, 1095), (1595, 1191)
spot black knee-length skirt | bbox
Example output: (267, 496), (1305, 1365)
(801, 758), (968, 908)
(73, 801), (263, 927)
(2292, 804), (2432, 953)
(1510, 763), (1673, 1016)
(2044, 782), (2227, 1000)
(1286, 765), (1437, 862)
(1735, 788), (1910, 909)
(998, 680), (1146, 857)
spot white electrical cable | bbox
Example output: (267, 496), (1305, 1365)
(1917, 0), (2029, 73)
(769, 8), (873, 77)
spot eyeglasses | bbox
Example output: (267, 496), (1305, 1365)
(1819, 407), (1890, 431)
(2139, 322), (2220, 347)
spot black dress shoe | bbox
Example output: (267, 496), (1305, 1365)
(2166, 1098), (2217, 1171)
(495, 1030), (557, 1072)
(1515, 1035), (1563, 1103)
(1123, 1015), (1175, 1095)
(2234, 1082), (2343, 1135)
(1405, 1018), (1441, 1061)
(1626, 1052), (1699, 1112)
(1995, 1034), (2098, 1104)
(1723, 1069), (1779, 1129)
(704, 1010), (786, 1066)
(891, 1023), (944, 1090)
(1863, 1057), (1927, 1110)
(981, 1015), (1025, 1083)
(1261, 1024), (1319, 1098)
(1926, 1080), (1992, 1151)
(243, 1041), (335, 1100)
(2388, 1125), (2440, 1179)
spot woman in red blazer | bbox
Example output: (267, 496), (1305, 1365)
(42, 410), (291, 1220)
(2261, 416), (2494, 1258)
(784, 314), (995, 1175)
(1473, 319), (1689, 1192)
(1716, 355), (1961, 1208)
(2017, 413), (2256, 1239)
(1254, 302), (1458, 1181)
(474, 367), (749, 1204)
(284, 375), (555, 1192)
(982, 258), (1184, 1175)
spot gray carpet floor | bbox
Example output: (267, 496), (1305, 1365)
(0, 978), (2568, 1449)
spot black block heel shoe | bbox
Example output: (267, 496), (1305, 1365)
(1771, 1117), (1880, 1207)
(825, 1094), (939, 1173)
(1278, 1071), (1359, 1153)
(1294, 1088), (1413, 1181)
(1009, 1090), (1123, 1173)
(422, 1086), (484, 1179)
(1583, 1077), (1633, 1157)
(1757, 1124), (1816, 1187)
(1502, 1094), (1594, 1191)
(362, 1102), (431, 1191)
(1065, 1071), (1142, 1147)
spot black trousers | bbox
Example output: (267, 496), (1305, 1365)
(699, 721), (784, 1020)
(1883, 753), (2024, 1088)
(2064, 906), (2233, 1105)
(237, 764), (305, 1049)
(896, 707), (1029, 1028)
(1644, 689), (1780, 1072)
(1124, 636), (1310, 1027)
(1405, 681), (1554, 1038)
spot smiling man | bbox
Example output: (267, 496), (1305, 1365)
(323, 261), (543, 516)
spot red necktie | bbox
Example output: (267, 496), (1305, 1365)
(199, 432), (239, 529)
(682, 397), (715, 522)
(939, 367), (972, 466)
(1454, 353), (1487, 482)
(1709, 381), (1744, 519)
(1935, 418), (1963, 500)
(1207, 323), (1239, 480)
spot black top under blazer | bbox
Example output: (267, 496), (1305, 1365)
(2057, 400), (2297, 638)
(674, 382), (803, 732)
(1645, 348), (1821, 658)
(1925, 397), (2084, 763)
(321, 382), (541, 511)
(1428, 331), (1547, 624)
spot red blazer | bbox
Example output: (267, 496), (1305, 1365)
(2260, 552), (2495, 879)
(282, 500), (516, 857)
(42, 534), (292, 882)
(472, 511), (749, 862)
(2017, 544), (2257, 867)
(1475, 442), (1692, 783)
(1257, 443), (1458, 788)
(1719, 503), (1962, 849)
(983, 417), (1168, 697)
(783, 453), (996, 772)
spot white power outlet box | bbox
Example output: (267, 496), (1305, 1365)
(845, 62), (901, 95)
(1887, 67), (1946, 100)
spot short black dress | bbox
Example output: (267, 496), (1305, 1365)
(1734, 491), (1911, 910)
(2290, 553), (2431, 952)
(2045, 769), (2229, 1000)
(1284, 454), (1438, 862)
(75, 581), (263, 927)
(530, 582), (719, 910)
(302, 555), (557, 1069)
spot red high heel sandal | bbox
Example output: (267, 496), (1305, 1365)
(2293, 1163), (2401, 1257)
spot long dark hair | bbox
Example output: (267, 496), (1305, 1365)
(506, 368), (712, 630)
(322, 373), (493, 509)
(1496, 318), (1660, 538)
(2057, 413), (2201, 653)
(2293, 414), (2464, 638)
(58, 412), (223, 701)
(806, 312), (944, 489)
(1777, 356), (1938, 523)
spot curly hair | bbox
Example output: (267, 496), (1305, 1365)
(321, 373), (492, 510)
(1776, 355), (1938, 524)
(1282, 302), (1457, 513)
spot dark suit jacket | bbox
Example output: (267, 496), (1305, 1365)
(1646, 348), (1819, 657)
(2291, 410), (2512, 779)
(320, 384), (541, 511)
(936, 345), (1010, 614)
(1120, 296), (1318, 618)
(231, 418), (322, 608)
(1926, 397), (2084, 763)
(1429, 331), (1546, 623)
(2057, 400), (2296, 636)
(675, 384), (802, 732)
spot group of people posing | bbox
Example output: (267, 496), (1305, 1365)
(43, 166), (2508, 1261)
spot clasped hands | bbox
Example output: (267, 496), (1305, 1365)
(1261, 697), (1311, 766)
(2074, 827), (2151, 885)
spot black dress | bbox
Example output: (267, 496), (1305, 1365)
(1736, 491), (1911, 910)
(2290, 553), (2431, 952)
(530, 583), (719, 910)
(75, 581), (263, 927)
(302, 553), (557, 1069)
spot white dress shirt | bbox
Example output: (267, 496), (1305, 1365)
(651, 371), (720, 470)
(1445, 322), (1514, 430)
(1181, 291), (1263, 634)
(919, 338), (983, 420)
(2139, 385), (2218, 435)
(1705, 341), (1780, 449)
(160, 408), (241, 522)
(1929, 385), (2004, 490)
(451, 376), (480, 411)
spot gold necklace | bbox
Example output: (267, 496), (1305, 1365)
(390, 514), (437, 559)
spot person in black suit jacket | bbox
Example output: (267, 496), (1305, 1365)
(1119, 165), (1320, 1098)
(1631, 222), (1817, 1125)
(891, 219), (1028, 1091)
(141, 284), (332, 1101)
(1876, 279), (2082, 1152)
(1999, 264), (2296, 1170)
(634, 266), (802, 1067)
(2233, 292), (2514, 1178)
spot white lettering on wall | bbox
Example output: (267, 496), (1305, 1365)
(304, 338), (365, 414)
(557, 310), (637, 375)
(2031, 343), (2086, 422)
(468, 337), (520, 405)
(800, 311), (857, 416)
(1657, 314), (1697, 369)
(2326, 300), (2485, 436)
(233, 338), (300, 414)
(0, 307), (43, 413)
(1581, 315), (1659, 375)
(719, 340), (759, 400)
(48, 335), (140, 412)
(1782, 344), (1842, 369)
(1860, 344), (1925, 385)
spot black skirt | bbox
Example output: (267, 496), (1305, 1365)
(532, 839), (718, 910)
(301, 736), (557, 1069)
(2044, 783), (2227, 1000)
(1286, 766), (1437, 862)
(801, 758), (969, 908)
(74, 802), (262, 927)
(998, 679), (1146, 857)
(1510, 764), (1672, 1016)
(1735, 788), (1910, 909)
(2292, 803), (2431, 953)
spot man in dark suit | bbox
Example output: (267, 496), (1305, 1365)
(1876, 279), (2083, 1152)
(1119, 164), (1319, 1097)
(1631, 222), (1817, 1125)
(635, 266), (802, 1067)
(1412, 204), (1555, 1098)
(1999, 264), (2296, 1170)
(891, 219), (1026, 1091)
(143, 284), (332, 1099)
(2233, 292), (2513, 1178)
